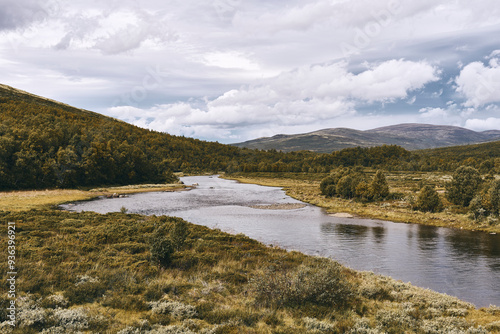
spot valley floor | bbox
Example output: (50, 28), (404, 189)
(226, 172), (500, 234)
(0, 209), (499, 333)
(0, 177), (499, 333)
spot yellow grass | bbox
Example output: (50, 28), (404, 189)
(0, 184), (186, 211)
(227, 175), (500, 234)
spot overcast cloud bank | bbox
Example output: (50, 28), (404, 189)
(1, 0), (500, 142)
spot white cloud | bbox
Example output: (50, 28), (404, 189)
(419, 107), (450, 119)
(418, 104), (479, 127)
(465, 117), (500, 131)
(201, 51), (260, 71)
(455, 53), (500, 107)
(1, 0), (500, 143)
(106, 59), (439, 141)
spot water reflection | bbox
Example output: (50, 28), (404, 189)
(61, 175), (500, 307)
(321, 223), (369, 238)
(372, 226), (385, 243)
(417, 225), (440, 252)
(445, 230), (500, 258)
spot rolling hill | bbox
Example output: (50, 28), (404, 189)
(0, 84), (317, 189)
(232, 123), (500, 153)
(1, 83), (499, 191)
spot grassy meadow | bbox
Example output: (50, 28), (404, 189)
(0, 183), (186, 212)
(1, 209), (499, 333)
(0, 172), (499, 332)
(227, 171), (500, 234)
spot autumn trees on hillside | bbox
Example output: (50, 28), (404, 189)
(1, 87), (500, 191)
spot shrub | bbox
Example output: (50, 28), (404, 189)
(302, 317), (336, 332)
(324, 184), (337, 197)
(355, 181), (372, 202)
(17, 297), (47, 330)
(65, 280), (106, 305)
(149, 301), (197, 320)
(320, 176), (336, 196)
(375, 309), (416, 334)
(446, 166), (482, 207)
(41, 294), (69, 309)
(336, 175), (355, 199)
(370, 170), (390, 200)
(253, 258), (355, 309)
(469, 195), (489, 221)
(149, 230), (174, 268)
(53, 307), (89, 330)
(171, 219), (189, 251)
(489, 180), (500, 215)
(415, 185), (443, 213)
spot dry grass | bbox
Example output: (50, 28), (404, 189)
(0, 210), (497, 333)
(0, 184), (186, 212)
(227, 173), (500, 234)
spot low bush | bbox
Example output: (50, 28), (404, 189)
(64, 280), (107, 305)
(253, 258), (355, 309)
(149, 230), (175, 269)
(415, 185), (443, 213)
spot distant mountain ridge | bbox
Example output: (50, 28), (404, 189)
(232, 123), (500, 152)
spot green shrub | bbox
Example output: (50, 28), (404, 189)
(253, 258), (355, 309)
(171, 219), (189, 251)
(149, 230), (174, 269)
(337, 175), (355, 199)
(324, 184), (337, 197)
(446, 166), (482, 207)
(370, 170), (390, 200)
(320, 176), (336, 197)
(355, 181), (372, 202)
(469, 195), (488, 221)
(415, 185), (443, 213)
(489, 180), (500, 215)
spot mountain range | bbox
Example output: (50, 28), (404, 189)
(232, 124), (500, 153)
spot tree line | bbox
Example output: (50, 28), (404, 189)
(1, 86), (500, 190)
(319, 165), (500, 222)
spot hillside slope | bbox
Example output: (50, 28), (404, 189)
(233, 123), (500, 152)
(0, 84), (320, 189)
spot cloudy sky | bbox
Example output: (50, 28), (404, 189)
(1, 0), (500, 143)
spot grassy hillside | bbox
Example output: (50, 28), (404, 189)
(1, 210), (498, 333)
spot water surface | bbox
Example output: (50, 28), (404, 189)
(61, 175), (500, 307)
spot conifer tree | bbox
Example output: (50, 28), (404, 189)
(370, 170), (390, 200)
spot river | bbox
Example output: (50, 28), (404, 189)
(60, 175), (500, 307)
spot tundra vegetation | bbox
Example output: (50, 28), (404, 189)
(1, 86), (500, 332)
(0, 210), (499, 333)
(230, 165), (500, 234)
(317, 165), (500, 228)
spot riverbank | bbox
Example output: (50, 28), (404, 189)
(0, 209), (498, 333)
(225, 173), (500, 234)
(0, 183), (186, 211)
